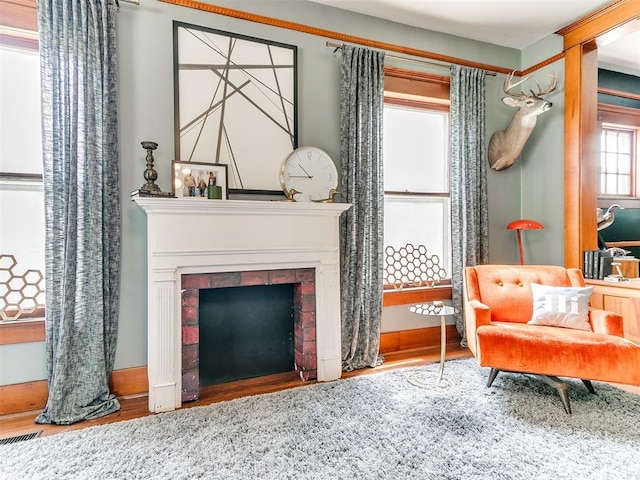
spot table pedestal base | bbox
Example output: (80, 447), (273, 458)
(407, 303), (456, 388)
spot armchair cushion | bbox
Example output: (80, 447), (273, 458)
(528, 283), (593, 331)
(475, 321), (639, 383)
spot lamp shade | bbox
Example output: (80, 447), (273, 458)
(507, 219), (544, 230)
(507, 219), (544, 265)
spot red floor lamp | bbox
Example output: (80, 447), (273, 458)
(507, 219), (544, 265)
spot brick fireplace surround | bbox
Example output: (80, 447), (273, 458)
(133, 197), (350, 413)
(181, 267), (317, 402)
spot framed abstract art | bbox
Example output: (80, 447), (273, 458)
(173, 21), (298, 195)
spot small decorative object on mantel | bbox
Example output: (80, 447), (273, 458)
(280, 146), (338, 202)
(131, 141), (175, 197)
(312, 188), (339, 203)
(276, 188), (301, 202)
(172, 161), (228, 200)
(207, 169), (223, 200)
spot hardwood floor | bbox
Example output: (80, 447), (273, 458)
(0, 344), (471, 441)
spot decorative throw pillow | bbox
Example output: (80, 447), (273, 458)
(528, 283), (593, 331)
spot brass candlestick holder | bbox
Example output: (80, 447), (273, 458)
(140, 141), (161, 194)
(132, 141), (175, 197)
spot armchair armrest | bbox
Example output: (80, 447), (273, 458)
(465, 299), (492, 329)
(463, 299), (491, 356)
(589, 308), (624, 337)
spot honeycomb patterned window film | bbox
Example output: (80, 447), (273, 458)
(384, 244), (447, 289)
(0, 254), (46, 321)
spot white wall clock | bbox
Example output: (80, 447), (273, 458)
(280, 146), (338, 202)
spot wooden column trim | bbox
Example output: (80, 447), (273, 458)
(563, 45), (582, 268)
(559, 0), (640, 50)
(581, 42), (600, 261)
(564, 42), (599, 269)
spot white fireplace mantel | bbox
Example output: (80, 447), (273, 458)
(133, 196), (350, 413)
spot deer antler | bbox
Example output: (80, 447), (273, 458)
(504, 70), (558, 99)
(503, 71), (532, 98)
(529, 71), (558, 98)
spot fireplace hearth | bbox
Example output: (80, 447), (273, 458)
(133, 197), (350, 413)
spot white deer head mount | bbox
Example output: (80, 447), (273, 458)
(488, 70), (558, 171)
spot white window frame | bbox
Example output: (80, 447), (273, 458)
(382, 96), (452, 290)
(598, 122), (637, 198)
(0, 38), (46, 324)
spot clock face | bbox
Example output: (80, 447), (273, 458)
(280, 146), (338, 202)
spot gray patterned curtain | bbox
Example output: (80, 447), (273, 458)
(339, 45), (385, 371)
(36, 0), (121, 425)
(449, 65), (489, 345)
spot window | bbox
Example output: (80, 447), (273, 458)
(383, 70), (451, 290)
(597, 102), (640, 200)
(599, 124), (637, 197)
(0, 39), (46, 322)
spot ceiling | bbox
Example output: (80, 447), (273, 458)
(597, 18), (640, 75)
(308, 0), (640, 75)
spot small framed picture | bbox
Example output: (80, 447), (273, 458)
(172, 161), (229, 200)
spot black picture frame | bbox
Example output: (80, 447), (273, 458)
(173, 21), (298, 195)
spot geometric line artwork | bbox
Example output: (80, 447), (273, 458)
(383, 244), (447, 289)
(173, 22), (298, 194)
(0, 254), (46, 321)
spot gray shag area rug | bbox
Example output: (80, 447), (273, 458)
(1, 358), (639, 480)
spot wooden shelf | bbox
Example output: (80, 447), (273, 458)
(586, 279), (640, 344)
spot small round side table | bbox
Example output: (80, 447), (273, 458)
(409, 301), (456, 382)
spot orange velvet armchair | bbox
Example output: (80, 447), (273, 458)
(463, 264), (640, 413)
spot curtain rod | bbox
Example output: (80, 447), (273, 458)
(327, 41), (497, 76)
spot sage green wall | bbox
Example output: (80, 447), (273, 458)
(485, 73), (523, 266)
(2, 0), (530, 384)
(519, 36), (566, 267)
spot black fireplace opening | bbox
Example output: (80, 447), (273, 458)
(198, 283), (295, 386)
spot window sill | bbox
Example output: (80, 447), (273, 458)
(0, 318), (45, 345)
(383, 285), (452, 306)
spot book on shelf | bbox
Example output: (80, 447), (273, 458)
(599, 253), (614, 279)
(583, 249), (614, 280)
(583, 250), (594, 279)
